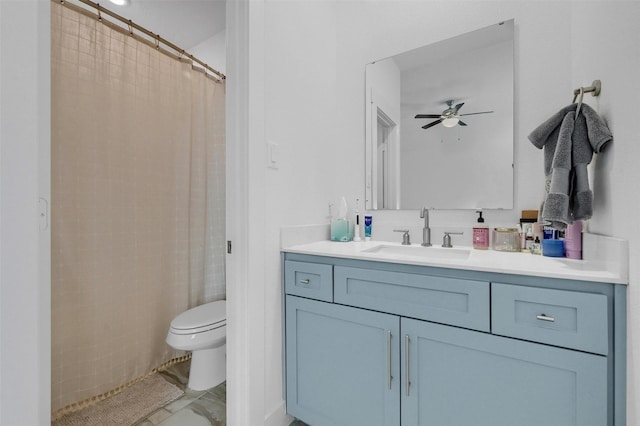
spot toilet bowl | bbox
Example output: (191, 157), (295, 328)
(166, 300), (226, 391)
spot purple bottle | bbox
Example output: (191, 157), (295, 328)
(564, 220), (583, 259)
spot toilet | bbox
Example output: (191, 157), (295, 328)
(166, 300), (226, 391)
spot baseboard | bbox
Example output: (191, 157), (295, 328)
(264, 400), (293, 426)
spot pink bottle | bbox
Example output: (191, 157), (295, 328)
(473, 211), (489, 250)
(564, 220), (583, 259)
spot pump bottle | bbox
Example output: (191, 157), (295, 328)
(473, 211), (489, 250)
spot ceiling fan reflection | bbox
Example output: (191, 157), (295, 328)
(415, 100), (493, 130)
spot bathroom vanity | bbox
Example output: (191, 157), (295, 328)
(281, 238), (627, 426)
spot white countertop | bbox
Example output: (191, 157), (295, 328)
(282, 238), (628, 284)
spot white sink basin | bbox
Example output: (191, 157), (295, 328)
(362, 244), (471, 261)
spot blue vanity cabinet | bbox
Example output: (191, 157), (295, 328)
(334, 265), (490, 332)
(285, 295), (401, 426)
(282, 253), (625, 426)
(401, 318), (607, 426)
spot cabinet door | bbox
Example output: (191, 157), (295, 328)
(286, 295), (400, 426)
(401, 318), (608, 426)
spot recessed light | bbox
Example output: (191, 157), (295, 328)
(109, 0), (131, 6)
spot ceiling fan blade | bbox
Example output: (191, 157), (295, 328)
(453, 103), (464, 114)
(460, 111), (494, 116)
(415, 114), (442, 119)
(422, 119), (443, 129)
(458, 121), (468, 126)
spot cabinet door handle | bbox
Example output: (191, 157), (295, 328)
(405, 335), (411, 396)
(299, 279), (310, 285)
(536, 314), (555, 322)
(386, 330), (392, 390)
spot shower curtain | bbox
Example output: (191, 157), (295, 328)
(50, 2), (225, 414)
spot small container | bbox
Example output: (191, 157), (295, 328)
(519, 215), (536, 251)
(543, 226), (557, 240)
(330, 219), (353, 242)
(492, 228), (521, 252)
(523, 227), (534, 252)
(542, 239), (565, 257)
(531, 237), (542, 255)
(532, 222), (544, 242)
(564, 220), (583, 259)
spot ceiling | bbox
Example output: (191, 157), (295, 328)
(100, 0), (226, 50)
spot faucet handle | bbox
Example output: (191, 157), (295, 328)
(442, 231), (463, 248)
(393, 229), (411, 245)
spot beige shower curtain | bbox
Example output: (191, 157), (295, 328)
(50, 2), (225, 413)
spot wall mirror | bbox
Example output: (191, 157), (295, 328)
(365, 20), (514, 210)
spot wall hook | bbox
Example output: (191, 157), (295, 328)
(572, 79), (601, 103)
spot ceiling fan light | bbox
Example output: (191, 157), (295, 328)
(442, 117), (459, 128)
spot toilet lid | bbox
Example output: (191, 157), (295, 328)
(171, 300), (226, 331)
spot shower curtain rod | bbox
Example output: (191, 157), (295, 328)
(58, 0), (226, 81)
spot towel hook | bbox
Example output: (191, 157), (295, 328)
(576, 87), (585, 117)
(572, 80), (601, 117)
(572, 79), (601, 103)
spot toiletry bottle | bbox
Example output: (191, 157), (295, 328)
(517, 224), (525, 250)
(364, 215), (372, 241)
(564, 220), (583, 259)
(472, 211), (489, 250)
(524, 227), (534, 252)
(532, 222), (544, 242)
(531, 236), (542, 255)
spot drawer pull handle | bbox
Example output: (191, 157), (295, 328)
(536, 314), (555, 322)
(299, 279), (310, 285)
(405, 335), (411, 396)
(386, 331), (392, 390)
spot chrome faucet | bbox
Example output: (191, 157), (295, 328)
(442, 231), (464, 248)
(420, 207), (432, 247)
(393, 229), (411, 245)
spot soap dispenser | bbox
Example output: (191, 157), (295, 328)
(473, 210), (489, 250)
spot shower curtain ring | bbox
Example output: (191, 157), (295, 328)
(128, 21), (133, 37)
(97, 5), (102, 22)
(155, 35), (160, 50)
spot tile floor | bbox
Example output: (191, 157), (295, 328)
(132, 359), (304, 426)
(134, 360), (226, 426)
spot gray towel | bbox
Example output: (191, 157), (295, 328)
(571, 112), (596, 222)
(542, 112), (574, 229)
(529, 103), (612, 174)
(528, 103), (612, 230)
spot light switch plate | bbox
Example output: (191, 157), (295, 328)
(267, 141), (279, 169)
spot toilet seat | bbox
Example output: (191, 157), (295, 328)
(169, 300), (226, 335)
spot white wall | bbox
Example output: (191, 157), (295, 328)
(189, 29), (227, 75)
(263, 2), (340, 422)
(255, 1), (639, 425)
(0, 0), (50, 425)
(569, 3), (640, 423)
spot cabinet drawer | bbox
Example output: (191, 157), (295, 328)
(285, 260), (333, 302)
(492, 283), (608, 355)
(334, 266), (490, 332)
